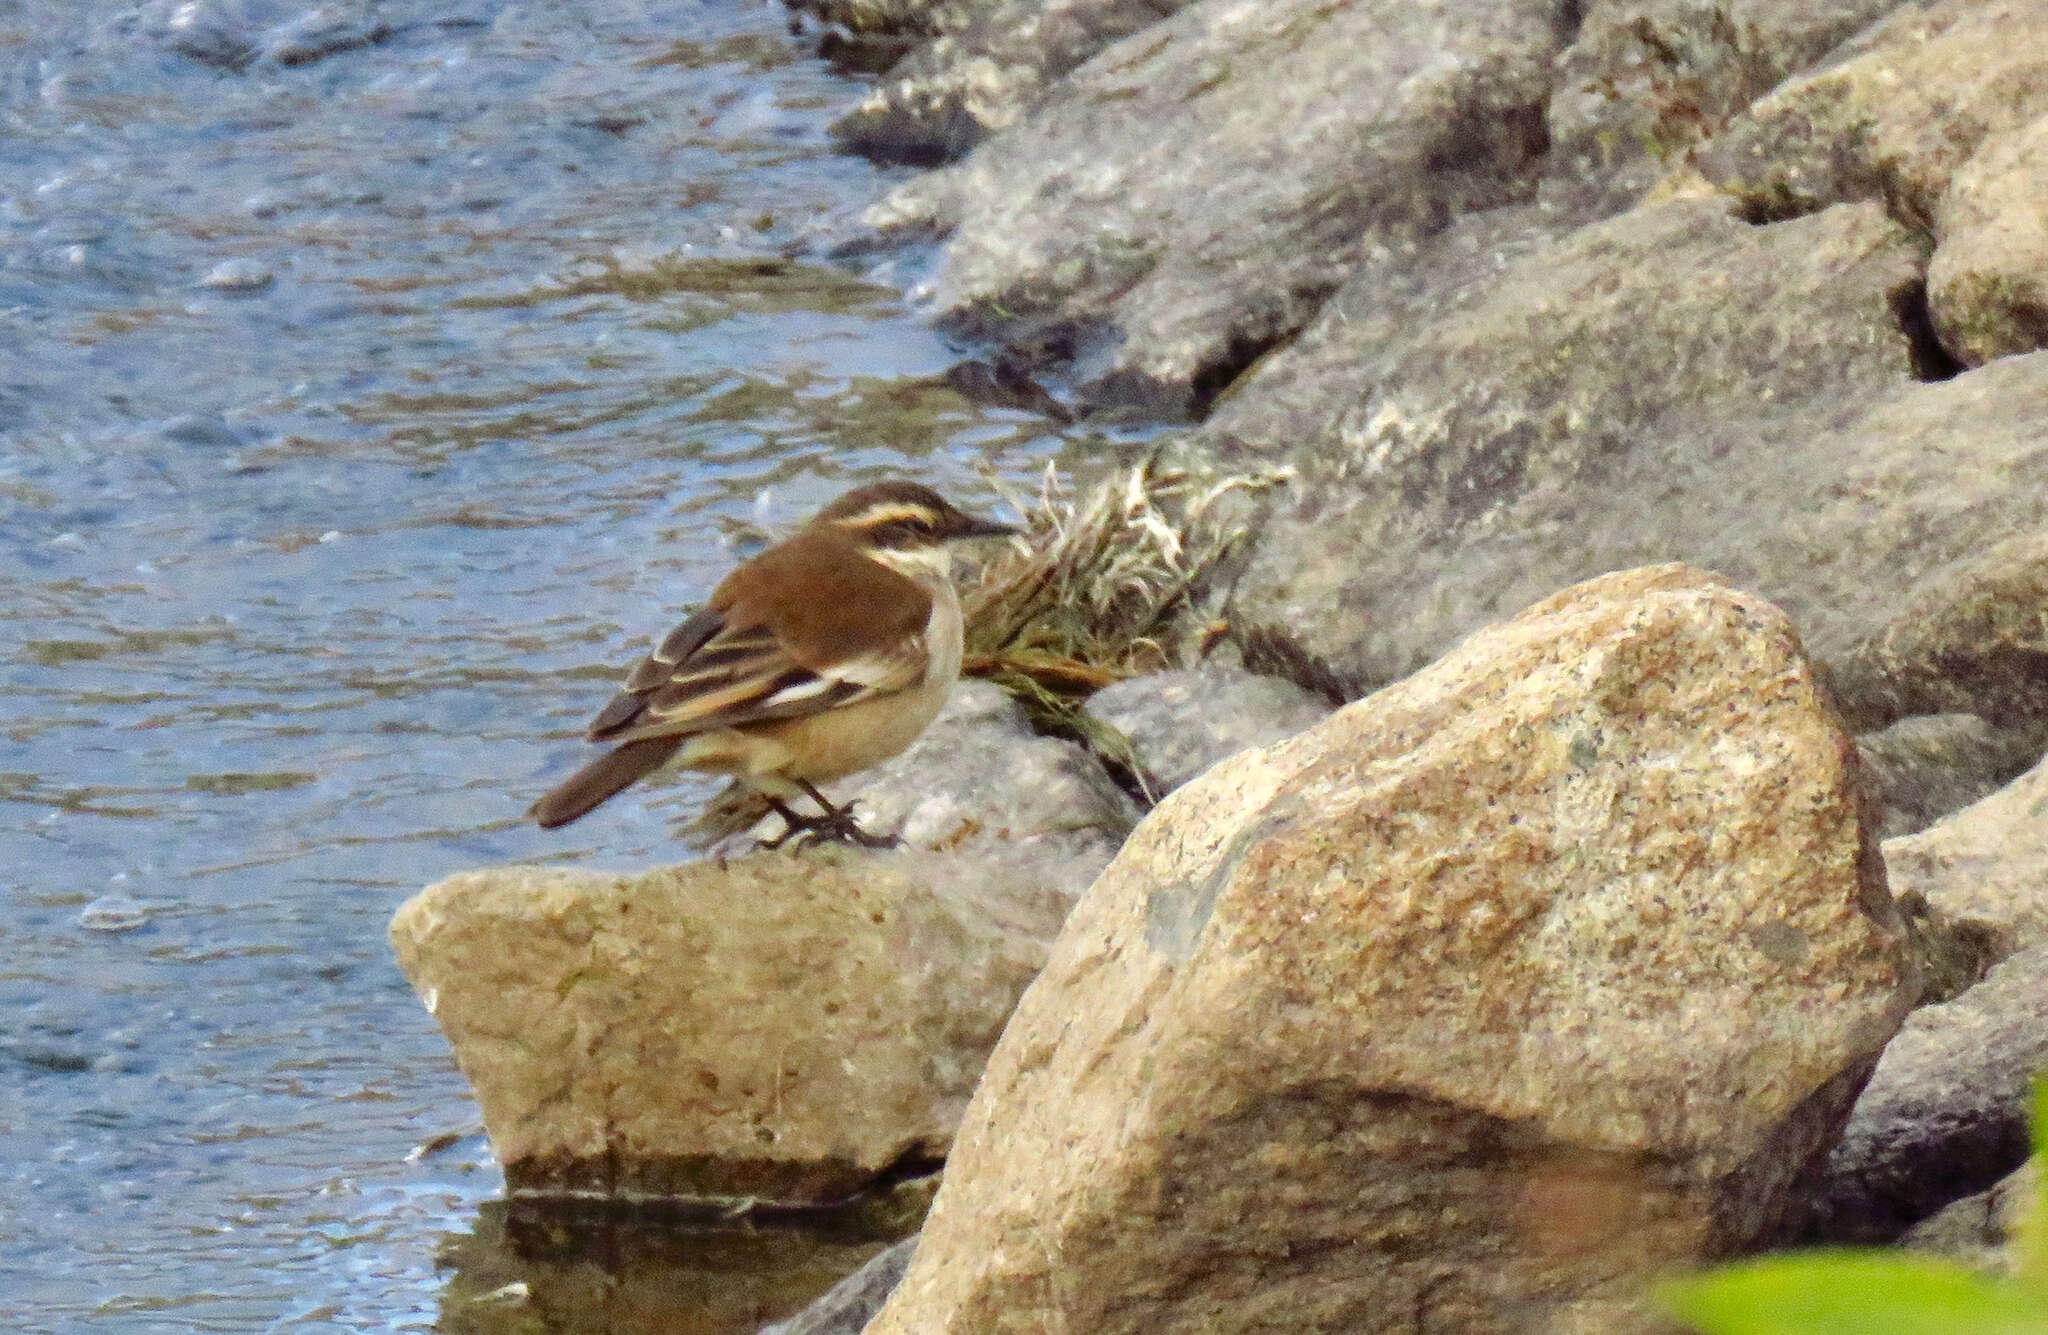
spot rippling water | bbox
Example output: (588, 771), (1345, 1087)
(0, 3), (1082, 1328)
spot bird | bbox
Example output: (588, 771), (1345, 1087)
(528, 480), (1019, 847)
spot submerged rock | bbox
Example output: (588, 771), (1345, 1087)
(866, 566), (1915, 1335)
(759, 1235), (916, 1335)
(390, 848), (1076, 1208)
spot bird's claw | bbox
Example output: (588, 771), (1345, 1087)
(758, 798), (899, 851)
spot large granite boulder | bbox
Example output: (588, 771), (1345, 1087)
(1211, 196), (1975, 698)
(863, 0), (1566, 414)
(866, 566), (1917, 1335)
(390, 848), (1075, 1208)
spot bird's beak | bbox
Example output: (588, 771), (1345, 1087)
(955, 515), (1022, 540)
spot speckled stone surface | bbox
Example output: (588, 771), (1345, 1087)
(864, 0), (1565, 413)
(1698, 0), (2048, 229)
(867, 566), (1917, 1335)
(390, 847), (1076, 1206)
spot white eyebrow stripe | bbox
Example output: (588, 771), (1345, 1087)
(837, 503), (934, 529)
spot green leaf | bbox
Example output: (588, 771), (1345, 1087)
(2019, 1075), (2048, 1300)
(1658, 1250), (2048, 1335)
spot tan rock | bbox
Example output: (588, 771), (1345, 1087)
(1932, 115), (2048, 365)
(1700, 0), (2048, 226)
(1886, 748), (2048, 953)
(866, 566), (1917, 1335)
(389, 849), (1075, 1207)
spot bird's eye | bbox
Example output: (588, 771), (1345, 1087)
(878, 517), (932, 545)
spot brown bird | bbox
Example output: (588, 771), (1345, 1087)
(528, 481), (1017, 846)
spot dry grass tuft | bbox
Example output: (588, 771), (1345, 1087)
(959, 456), (1289, 799)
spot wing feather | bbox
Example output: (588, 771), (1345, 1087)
(585, 532), (934, 744)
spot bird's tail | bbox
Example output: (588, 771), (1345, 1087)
(527, 736), (683, 829)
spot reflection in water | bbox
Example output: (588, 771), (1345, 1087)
(435, 1192), (927, 1335)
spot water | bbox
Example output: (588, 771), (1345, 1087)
(0, 3), (1085, 1328)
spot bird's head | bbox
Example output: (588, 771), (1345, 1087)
(812, 481), (1019, 578)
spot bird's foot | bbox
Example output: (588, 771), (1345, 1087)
(758, 797), (898, 851)
(805, 799), (899, 850)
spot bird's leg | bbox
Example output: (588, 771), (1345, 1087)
(795, 779), (899, 850)
(754, 787), (898, 850)
(759, 795), (813, 850)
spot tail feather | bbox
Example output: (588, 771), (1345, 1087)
(528, 736), (683, 829)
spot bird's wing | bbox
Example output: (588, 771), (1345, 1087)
(587, 530), (934, 743)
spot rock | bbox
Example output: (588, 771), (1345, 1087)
(159, 413), (250, 448)
(1213, 196), (2001, 703)
(258, 3), (392, 67)
(741, 679), (1138, 861)
(143, 0), (293, 69)
(866, 566), (1916, 1335)
(1855, 714), (2046, 839)
(1698, 0), (2048, 227)
(201, 258), (274, 292)
(759, 1236), (915, 1334)
(863, 0), (1565, 414)
(1086, 665), (1330, 794)
(1544, 0), (1905, 214)
(1900, 1158), (2039, 1276)
(791, 0), (1004, 38)
(1807, 944), (2048, 1241)
(1885, 747), (2048, 953)
(1928, 115), (2048, 366)
(1829, 531), (2048, 733)
(389, 848), (1075, 1208)
(829, 0), (1192, 163)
